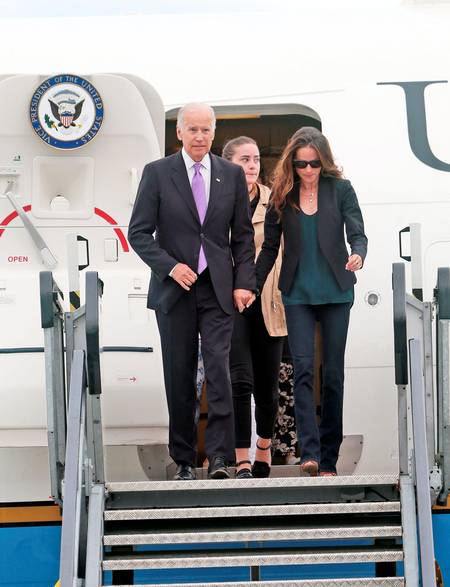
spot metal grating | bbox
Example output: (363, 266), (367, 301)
(103, 547), (403, 570)
(104, 524), (402, 546)
(111, 580), (405, 587)
(107, 475), (398, 493)
(105, 501), (401, 521)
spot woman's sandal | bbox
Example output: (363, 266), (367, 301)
(300, 459), (319, 477)
(235, 460), (253, 479)
(252, 443), (271, 478)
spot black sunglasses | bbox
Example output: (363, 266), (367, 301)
(293, 159), (322, 169)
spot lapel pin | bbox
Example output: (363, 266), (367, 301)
(216, 178), (221, 182)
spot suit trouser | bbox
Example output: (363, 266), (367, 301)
(284, 302), (351, 473)
(229, 297), (284, 448)
(156, 269), (235, 466)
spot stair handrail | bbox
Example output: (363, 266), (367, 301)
(392, 262), (436, 474)
(55, 271), (105, 586)
(59, 349), (89, 587)
(85, 271), (105, 486)
(392, 263), (409, 477)
(409, 338), (437, 586)
(40, 271), (66, 505)
(436, 267), (450, 504)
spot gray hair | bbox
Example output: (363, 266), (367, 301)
(177, 103), (216, 129)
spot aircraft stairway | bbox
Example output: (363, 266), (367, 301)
(40, 259), (450, 587)
(98, 474), (402, 586)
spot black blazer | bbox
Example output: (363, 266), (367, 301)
(256, 177), (368, 295)
(128, 151), (256, 315)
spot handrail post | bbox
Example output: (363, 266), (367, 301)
(85, 484), (105, 587)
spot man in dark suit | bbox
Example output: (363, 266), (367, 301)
(128, 103), (256, 480)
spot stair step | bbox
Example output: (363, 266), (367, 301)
(107, 474), (398, 493)
(104, 523), (402, 546)
(106, 475), (399, 509)
(103, 546), (403, 570)
(110, 580), (405, 587)
(105, 500), (401, 521)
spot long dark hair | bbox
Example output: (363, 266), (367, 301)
(271, 127), (342, 215)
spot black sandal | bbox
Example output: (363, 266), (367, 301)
(252, 443), (271, 478)
(235, 460), (253, 479)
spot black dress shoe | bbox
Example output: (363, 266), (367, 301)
(251, 460), (270, 478)
(174, 464), (196, 480)
(207, 456), (230, 479)
(252, 441), (271, 478)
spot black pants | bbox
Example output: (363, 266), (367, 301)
(156, 270), (235, 465)
(229, 297), (284, 448)
(285, 302), (351, 473)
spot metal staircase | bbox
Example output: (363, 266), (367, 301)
(99, 475), (402, 585)
(39, 257), (450, 586)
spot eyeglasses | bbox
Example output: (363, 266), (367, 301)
(293, 159), (321, 169)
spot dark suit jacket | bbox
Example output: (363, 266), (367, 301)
(256, 177), (368, 295)
(128, 151), (256, 315)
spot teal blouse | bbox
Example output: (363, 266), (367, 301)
(282, 210), (354, 306)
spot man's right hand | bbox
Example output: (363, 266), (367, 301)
(170, 263), (198, 291)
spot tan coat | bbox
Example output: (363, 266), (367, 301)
(253, 184), (287, 337)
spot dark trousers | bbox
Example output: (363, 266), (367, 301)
(285, 302), (351, 473)
(229, 297), (284, 448)
(156, 270), (235, 465)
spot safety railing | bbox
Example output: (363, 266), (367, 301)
(59, 271), (105, 587)
(436, 267), (450, 504)
(40, 270), (105, 587)
(392, 261), (450, 586)
(40, 271), (66, 505)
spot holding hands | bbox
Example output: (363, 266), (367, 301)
(345, 254), (363, 272)
(233, 289), (255, 313)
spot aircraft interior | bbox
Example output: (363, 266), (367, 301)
(165, 104), (321, 184)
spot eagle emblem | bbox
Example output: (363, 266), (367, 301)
(48, 89), (85, 129)
(30, 74), (104, 149)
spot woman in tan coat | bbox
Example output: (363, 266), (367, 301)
(223, 137), (287, 478)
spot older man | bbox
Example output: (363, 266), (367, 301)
(129, 103), (256, 480)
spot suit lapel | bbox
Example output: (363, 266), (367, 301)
(170, 151), (200, 225)
(204, 153), (224, 225)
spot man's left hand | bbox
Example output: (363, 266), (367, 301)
(346, 254), (363, 272)
(233, 289), (256, 313)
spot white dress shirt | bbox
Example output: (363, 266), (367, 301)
(169, 149), (211, 277)
(181, 148), (211, 203)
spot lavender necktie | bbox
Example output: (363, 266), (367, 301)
(192, 162), (207, 273)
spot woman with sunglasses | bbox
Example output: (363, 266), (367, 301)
(222, 136), (287, 479)
(256, 127), (367, 477)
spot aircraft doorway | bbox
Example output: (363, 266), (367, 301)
(164, 104), (362, 472)
(165, 103), (322, 184)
